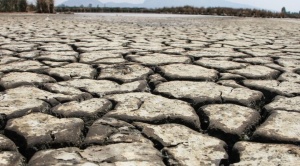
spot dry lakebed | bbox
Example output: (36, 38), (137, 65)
(0, 13), (299, 165)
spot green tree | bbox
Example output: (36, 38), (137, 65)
(19, 0), (28, 12)
(0, 0), (10, 12)
(0, 0), (20, 12)
(36, 0), (54, 13)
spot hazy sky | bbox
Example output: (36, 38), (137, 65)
(99, 0), (143, 3)
(228, 0), (300, 12)
(29, 0), (300, 12)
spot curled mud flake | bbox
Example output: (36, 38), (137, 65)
(44, 63), (97, 81)
(135, 123), (228, 166)
(127, 53), (191, 66)
(29, 143), (164, 165)
(264, 96), (300, 113)
(243, 80), (300, 97)
(199, 104), (260, 142)
(58, 79), (148, 96)
(5, 113), (84, 151)
(228, 65), (280, 79)
(84, 117), (152, 145)
(0, 72), (56, 90)
(232, 142), (300, 165)
(252, 110), (300, 144)
(0, 151), (26, 166)
(158, 63), (218, 81)
(104, 92), (200, 130)
(98, 64), (153, 83)
(51, 98), (113, 120)
(154, 81), (263, 108)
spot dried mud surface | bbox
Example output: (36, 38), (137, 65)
(0, 14), (300, 165)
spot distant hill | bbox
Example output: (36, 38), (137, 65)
(60, 0), (253, 9)
(141, 0), (252, 9)
(105, 2), (136, 8)
(61, 0), (103, 7)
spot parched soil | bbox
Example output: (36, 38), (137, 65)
(0, 14), (299, 165)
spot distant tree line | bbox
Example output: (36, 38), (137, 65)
(0, 0), (27, 12)
(0, 0), (54, 13)
(281, 7), (300, 18)
(55, 5), (300, 18)
(1, 1), (300, 18)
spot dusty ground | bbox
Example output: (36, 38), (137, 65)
(0, 13), (300, 165)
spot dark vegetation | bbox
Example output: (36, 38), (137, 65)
(36, 0), (54, 13)
(0, 0), (28, 12)
(0, 0), (299, 18)
(0, 0), (54, 13)
(56, 5), (299, 18)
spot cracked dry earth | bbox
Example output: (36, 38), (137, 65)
(0, 14), (300, 166)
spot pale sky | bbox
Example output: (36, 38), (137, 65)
(99, 0), (143, 3)
(228, 0), (300, 12)
(29, 0), (300, 12)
